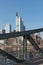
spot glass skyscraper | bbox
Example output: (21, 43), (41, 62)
(16, 12), (25, 32)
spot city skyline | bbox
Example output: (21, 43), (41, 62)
(0, 12), (25, 33)
(0, 0), (43, 30)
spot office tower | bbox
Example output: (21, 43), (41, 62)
(5, 24), (12, 33)
(16, 12), (25, 32)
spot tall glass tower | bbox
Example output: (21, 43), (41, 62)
(16, 12), (25, 32)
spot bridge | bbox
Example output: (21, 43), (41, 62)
(0, 28), (43, 65)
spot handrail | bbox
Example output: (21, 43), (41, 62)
(0, 28), (43, 39)
(0, 49), (24, 63)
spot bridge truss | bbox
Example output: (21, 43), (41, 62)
(0, 28), (43, 64)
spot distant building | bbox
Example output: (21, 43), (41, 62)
(5, 24), (12, 33)
(0, 29), (5, 45)
(16, 12), (25, 32)
(0, 29), (5, 34)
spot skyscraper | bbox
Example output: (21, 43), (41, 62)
(5, 24), (12, 33)
(16, 12), (25, 32)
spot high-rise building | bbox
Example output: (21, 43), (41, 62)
(5, 24), (12, 33)
(16, 12), (25, 32)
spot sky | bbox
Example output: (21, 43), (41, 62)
(0, 0), (43, 31)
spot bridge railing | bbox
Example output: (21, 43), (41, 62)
(0, 28), (43, 63)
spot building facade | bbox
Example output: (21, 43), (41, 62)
(0, 29), (5, 34)
(16, 12), (25, 32)
(5, 24), (12, 33)
(0, 29), (5, 45)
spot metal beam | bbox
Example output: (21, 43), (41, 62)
(0, 28), (43, 39)
(27, 35), (43, 53)
(23, 36), (27, 60)
(0, 49), (24, 63)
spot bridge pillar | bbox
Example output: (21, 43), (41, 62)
(23, 35), (27, 60)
